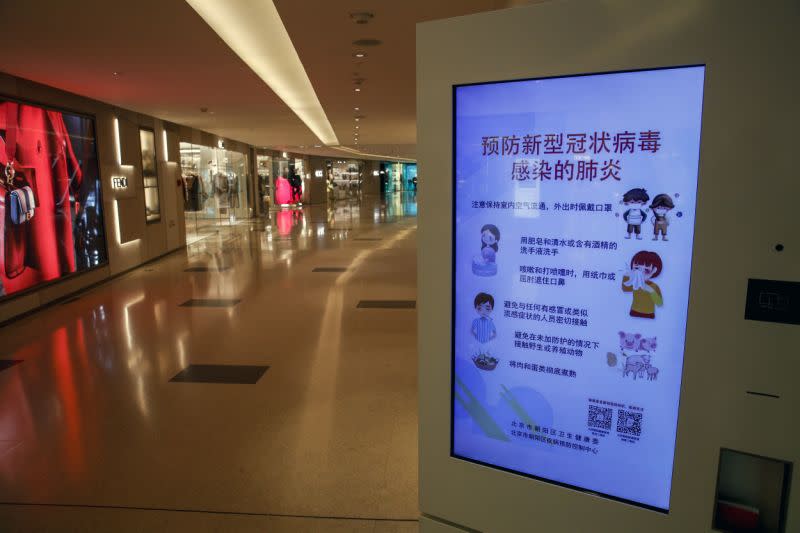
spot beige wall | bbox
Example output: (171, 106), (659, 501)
(362, 160), (382, 196)
(417, 1), (798, 531)
(305, 156), (330, 205)
(0, 72), (187, 323)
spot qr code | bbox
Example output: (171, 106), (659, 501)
(587, 405), (612, 430)
(617, 409), (642, 437)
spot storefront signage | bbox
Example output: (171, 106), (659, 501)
(315, 169), (324, 177)
(451, 66), (705, 511)
(111, 176), (129, 189)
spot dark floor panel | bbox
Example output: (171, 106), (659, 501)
(184, 266), (232, 272)
(0, 360), (22, 372)
(61, 297), (81, 305)
(170, 364), (269, 384)
(313, 267), (348, 273)
(179, 299), (241, 307)
(357, 300), (416, 309)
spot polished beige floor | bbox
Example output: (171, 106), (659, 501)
(0, 194), (419, 532)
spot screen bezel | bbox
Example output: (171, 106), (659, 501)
(450, 64), (706, 513)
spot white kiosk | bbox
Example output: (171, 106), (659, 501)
(417, 1), (798, 531)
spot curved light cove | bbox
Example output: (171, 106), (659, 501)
(186, 0), (339, 146)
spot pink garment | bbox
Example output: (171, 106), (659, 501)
(275, 177), (292, 205)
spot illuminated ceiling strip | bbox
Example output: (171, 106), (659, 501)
(186, 0), (339, 146)
(331, 145), (416, 163)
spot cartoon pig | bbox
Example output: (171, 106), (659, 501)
(639, 336), (657, 353)
(618, 331), (642, 352)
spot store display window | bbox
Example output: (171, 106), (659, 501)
(382, 162), (416, 194)
(257, 154), (272, 213)
(272, 157), (294, 206)
(0, 97), (108, 300)
(179, 141), (251, 242)
(139, 128), (161, 223)
(329, 159), (363, 198)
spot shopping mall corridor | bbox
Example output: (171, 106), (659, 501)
(0, 194), (419, 532)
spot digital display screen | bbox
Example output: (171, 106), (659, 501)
(0, 98), (108, 300)
(452, 66), (705, 511)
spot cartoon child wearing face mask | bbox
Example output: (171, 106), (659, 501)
(622, 188), (649, 240)
(472, 224), (500, 276)
(649, 193), (675, 241)
(621, 251), (663, 319)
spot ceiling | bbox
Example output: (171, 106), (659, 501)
(0, 0), (537, 160)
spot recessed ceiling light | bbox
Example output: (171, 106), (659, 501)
(352, 38), (382, 47)
(355, 88), (361, 92)
(354, 107), (360, 111)
(353, 51), (367, 59)
(355, 118), (360, 121)
(349, 12), (374, 24)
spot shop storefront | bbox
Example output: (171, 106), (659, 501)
(180, 142), (251, 242)
(272, 155), (310, 206)
(329, 159), (363, 199)
(256, 152), (272, 214)
(0, 72), (185, 323)
(380, 162), (417, 194)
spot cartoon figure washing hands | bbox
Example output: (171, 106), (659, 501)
(471, 224), (500, 276)
(621, 251), (664, 319)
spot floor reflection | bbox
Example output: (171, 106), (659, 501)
(0, 192), (418, 521)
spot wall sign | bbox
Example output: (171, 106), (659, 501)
(111, 176), (129, 189)
(452, 66), (705, 511)
(315, 169), (324, 177)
